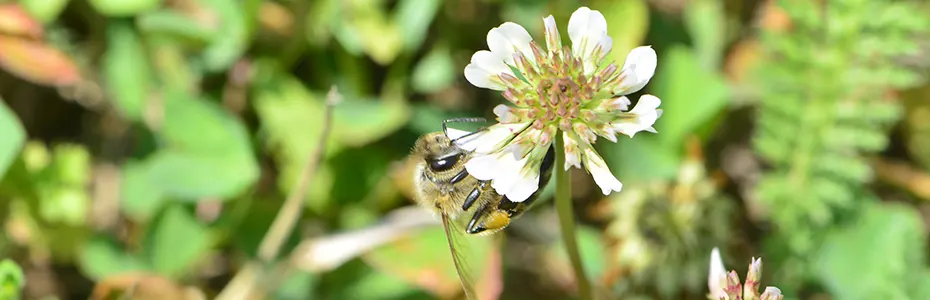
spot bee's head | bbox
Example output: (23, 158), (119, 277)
(413, 132), (463, 173)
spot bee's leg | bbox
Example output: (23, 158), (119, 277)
(466, 203), (512, 235)
(466, 204), (488, 234)
(462, 187), (481, 211)
(449, 168), (469, 184)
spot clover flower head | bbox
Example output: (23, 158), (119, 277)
(453, 6), (663, 202)
(708, 247), (784, 300)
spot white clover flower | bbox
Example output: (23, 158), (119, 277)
(454, 6), (663, 202)
(708, 247), (728, 299)
(707, 247), (784, 300)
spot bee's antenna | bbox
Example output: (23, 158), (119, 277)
(442, 117), (487, 143)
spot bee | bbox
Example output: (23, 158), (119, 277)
(410, 117), (555, 236)
(409, 118), (554, 299)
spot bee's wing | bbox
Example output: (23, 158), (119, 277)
(441, 213), (477, 299)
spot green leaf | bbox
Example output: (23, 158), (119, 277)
(407, 103), (479, 136)
(161, 90), (250, 154)
(88, 0), (161, 17)
(602, 135), (681, 183)
(0, 259), (25, 300)
(200, 0), (247, 71)
(331, 272), (418, 300)
(143, 204), (212, 278)
(332, 98), (411, 147)
(102, 21), (151, 122)
(145, 150), (257, 201)
(550, 225), (607, 281)
(38, 186), (89, 225)
(19, 0), (70, 24)
(274, 270), (316, 300)
(121, 161), (165, 222)
(814, 202), (928, 300)
(0, 101), (25, 179)
(79, 236), (149, 280)
(363, 226), (493, 298)
(684, 0), (727, 69)
(50, 144), (91, 186)
(652, 45), (730, 145)
(394, 0), (442, 52)
(253, 70), (338, 212)
(147, 90), (259, 200)
(137, 10), (217, 43)
(411, 46), (455, 93)
(305, 0), (338, 48)
(594, 0), (649, 62)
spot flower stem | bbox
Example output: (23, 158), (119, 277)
(554, 133), (592, 300)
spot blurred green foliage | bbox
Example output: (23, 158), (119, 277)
(0, 0), (929, 299)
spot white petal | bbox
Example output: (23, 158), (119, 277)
(502, 172), (540, 202)
(761, 287), (783, 300)
(464, 50), (511, 90)
(484, 154), (539, 202)
(454, 123), (529, 153)
(567, 7), (611, 75)
(543, 15), (561, 53)
(493, 104), (520, 123)
(582, 149), (622, 195)
(597, 125), (619, 143)
(615, 46), (657, 94)
(612, 95), (662, 138)
(445, 128), (471, 141)
(463, 154), (502, 181)
(487, 22), (535, 66)
(597, 96), (631, 112)
(563, 132), (582, 170)
(708, 247), (727, 299)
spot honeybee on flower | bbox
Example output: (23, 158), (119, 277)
(455, 6), (664, 202)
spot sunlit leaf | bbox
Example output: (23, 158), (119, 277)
(200, 0), (247, 71)
(145, 89), (259, 200)
(332, 98), (411, 147)
(0, 259), (25, 300)
(547, 225), (607, 283)
(394, 0), (442, 52)
(38, 186), (89, 226)
(814, 202), (928, 300)
(329, 265), (421, 300)
(274, 270), (316, 300)
(252, 69), (337, 212)
(652, 45), (730, 145)
(0, 3), (43, 38)
(412, 46), (455, 93)
(19, 0), (69, 25)
(684, 0), (727, 69)
(594, 0), (649, 62)
(102, 21), (151, 121)
(0, 101), (25, 179)
(121, 161), (165, 222)
(137, 10), (216, 44)
(145, 151), (257, 201)
(88, 0), (161, 17)
(305, 0), (338, 48)
(79, 236), (149, 280)
(602, 135), (680, 183)
(363, 226), (493, 299)
(0, 35), (80, 86)
(143, 204), (212, 278)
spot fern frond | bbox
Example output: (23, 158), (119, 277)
(752, 0), (928, 255)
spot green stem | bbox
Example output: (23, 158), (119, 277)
(554, 133), (592, 300)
